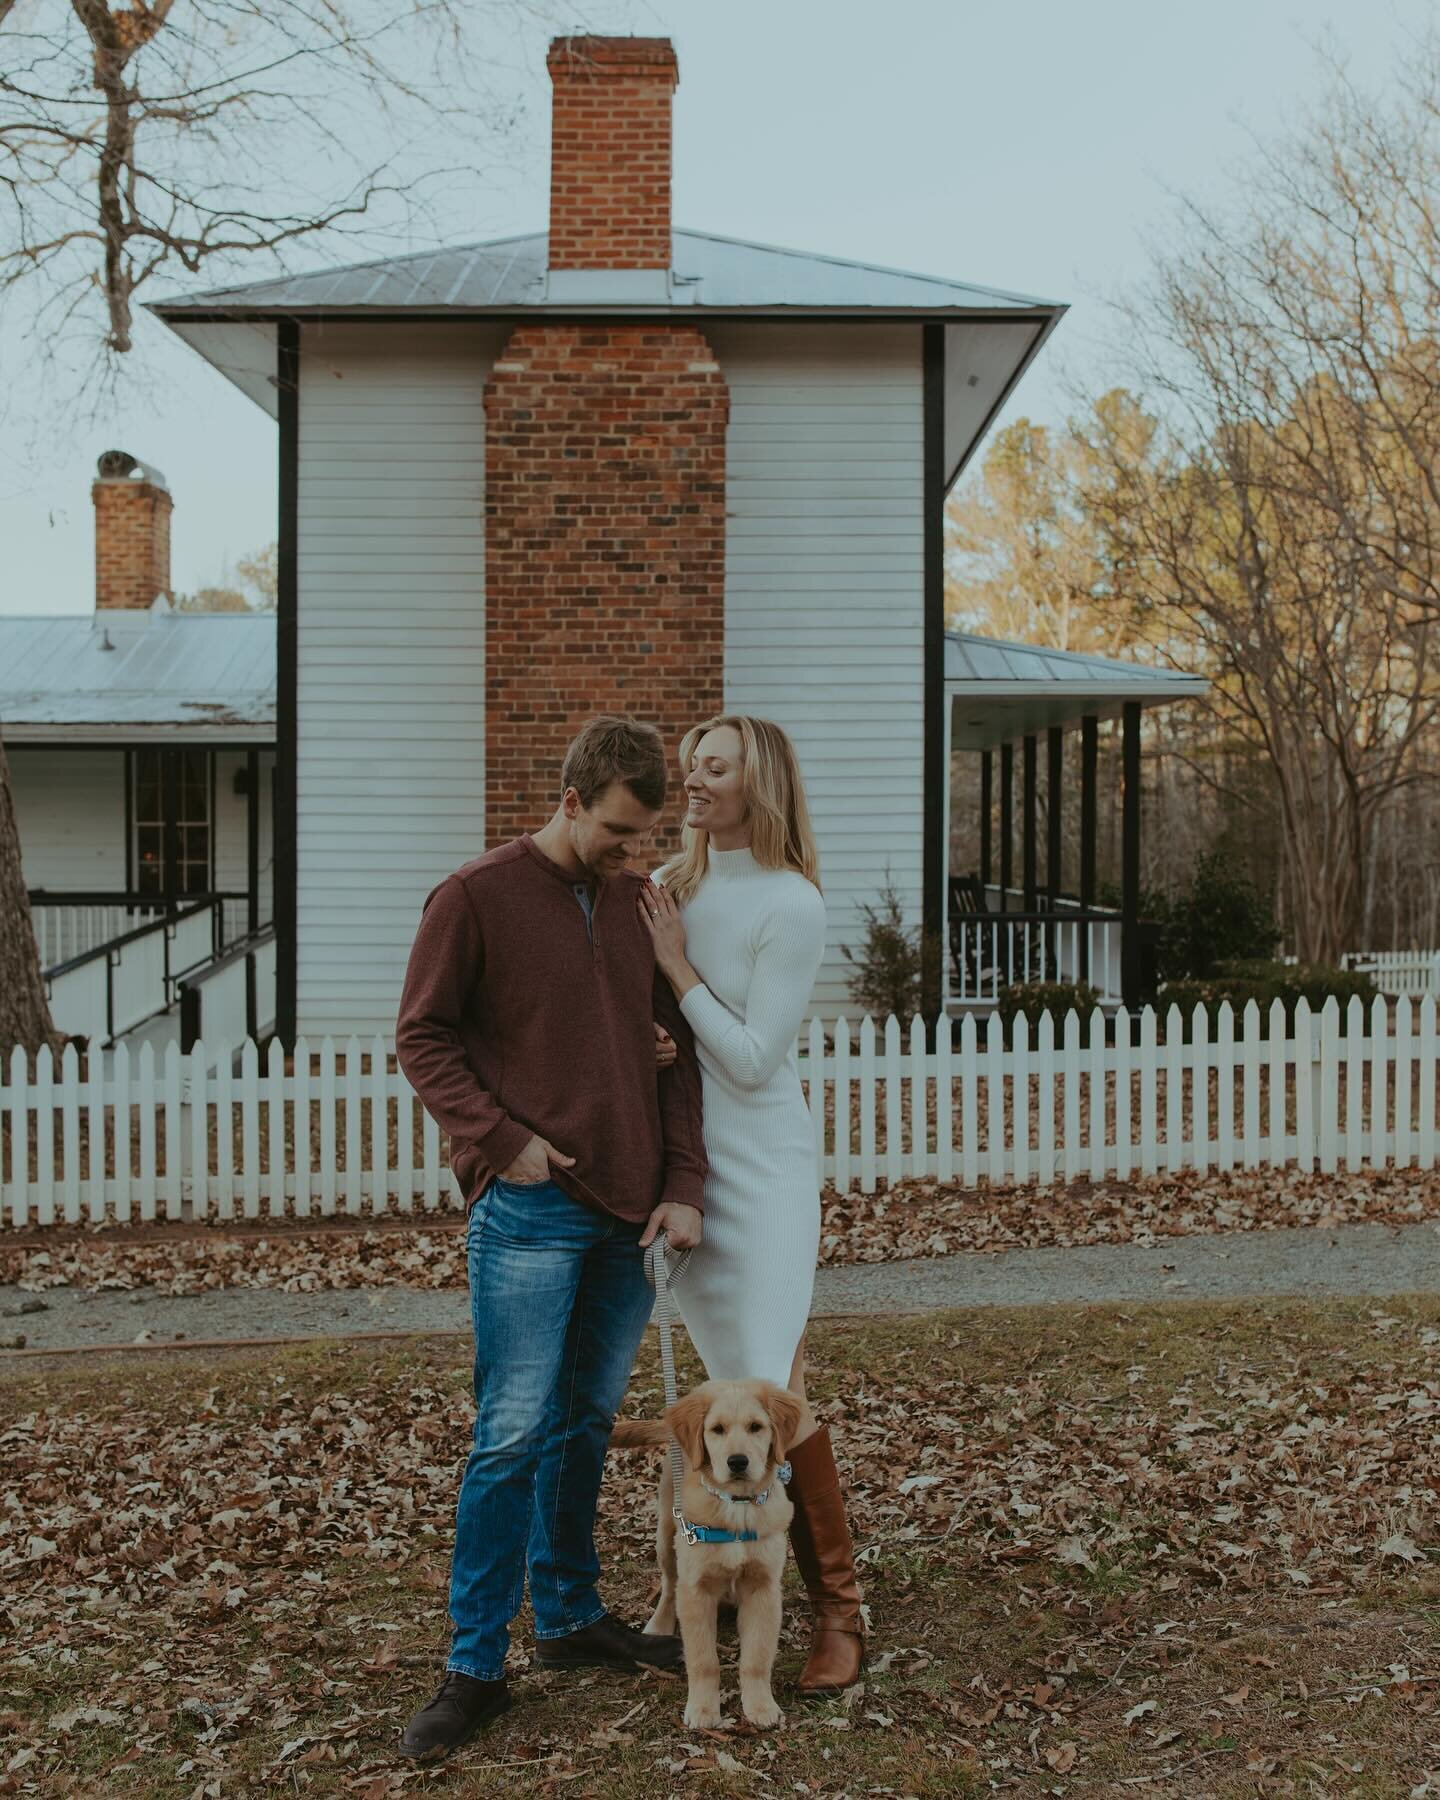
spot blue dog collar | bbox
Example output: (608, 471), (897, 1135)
(684, 1521), (758, 1544)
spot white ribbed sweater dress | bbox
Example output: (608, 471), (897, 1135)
(663, 846), (828, 1386)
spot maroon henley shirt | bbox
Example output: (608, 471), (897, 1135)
(395, 835), (707, 1223)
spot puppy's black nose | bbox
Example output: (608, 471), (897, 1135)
(726, 1454), (750, 1474)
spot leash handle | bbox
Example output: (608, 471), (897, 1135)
(644, 1232), (693, 1540)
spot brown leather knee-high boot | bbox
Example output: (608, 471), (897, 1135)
(786, 1425), (864, 1693)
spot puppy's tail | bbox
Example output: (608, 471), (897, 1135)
(610, 1418), (670, 1449)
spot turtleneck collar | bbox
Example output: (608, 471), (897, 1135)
(706, 843), (762, 879)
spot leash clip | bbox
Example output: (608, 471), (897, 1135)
(674, 1504), (700, 1548)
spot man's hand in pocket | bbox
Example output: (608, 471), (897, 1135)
(500, 1135), (576, 1186)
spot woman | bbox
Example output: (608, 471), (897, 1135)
(637, 713), (864, 1694)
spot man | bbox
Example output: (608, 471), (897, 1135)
(394, 716), (706, 1763)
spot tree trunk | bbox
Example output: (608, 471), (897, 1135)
(0, 732), (64, 1062)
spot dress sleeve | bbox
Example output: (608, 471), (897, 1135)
(678, 882), (826, 1090)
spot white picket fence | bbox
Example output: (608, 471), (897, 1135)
(2, 997), (1436, 1228)
(1343, 950), (1440, 997)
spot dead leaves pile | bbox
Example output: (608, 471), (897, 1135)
(6, 1164), (1440, 1298)
(1, 1305), (1439, 1791)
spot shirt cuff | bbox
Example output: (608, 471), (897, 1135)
(660, 1170), (706, 1214)
(478, 1115), (534, 1178)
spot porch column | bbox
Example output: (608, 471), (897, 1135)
(1080, 714), (1098, 981)
(979, 750), (992, 886)
(1046, 726), (1063, 900)
(940, 692), (953, 1006)
(246, 749), (260, 936)
(1121, 701), (1142, 1009)
(1022, 734), (1037, 911)
(999, 742), (1013, 905)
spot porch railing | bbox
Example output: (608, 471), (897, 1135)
(178, 927), (278, 1053)
(950, 910), (1124, 1003)
(43, 900), (223, 1048)
(31, 891), (253, 971)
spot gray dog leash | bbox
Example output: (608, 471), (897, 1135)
(643, 1232), (696, 1544)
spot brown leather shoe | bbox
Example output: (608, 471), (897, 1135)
(786, 1425), (865, 1694)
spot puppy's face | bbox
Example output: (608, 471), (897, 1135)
(666, 1379), (804, 1492)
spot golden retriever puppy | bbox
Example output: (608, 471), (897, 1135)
(611, 1378), (803, 1729)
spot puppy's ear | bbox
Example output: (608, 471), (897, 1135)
(665, 1390), (711, 1470)
(761, 1384), (805, 1462)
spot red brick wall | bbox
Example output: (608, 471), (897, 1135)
(484, 325), (727, 854)
(93, 479), (172, 610)
(547, 36), (677, 269)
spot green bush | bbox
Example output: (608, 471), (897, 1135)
(843, 875), (942, 1020)
(1158, 960), (1378, 1037)
(995, 981), (1103, 1030)
(1104, 851), (1280, 981)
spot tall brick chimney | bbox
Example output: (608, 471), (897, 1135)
(93, 450), (172, 611)
(546, 36), (677, 270)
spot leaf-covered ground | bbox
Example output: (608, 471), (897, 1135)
(6, 1165), (1440, 1297)
(3, 1299), (1439, 1796)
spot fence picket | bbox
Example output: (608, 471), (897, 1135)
(1113, 1008), (1133, 1180)
(60, 1045), (81, 1226)
(1012, 1013), (1030, 1186)
(137, 1043), (156, 1222)
(1189, 1004), (1209, 1171)
(1062, 1009), (1081, 1182)
(112, 1043), (130, 1223)
(1241, 1002), (1262, 1169)
(1368, 995), (1388, 1168)
(422, 1107), (440, 1210)
(395, 1061), (413, 1215)
(268, 1039), (287, 1215)
(1394, 998), (1413, 1169)
(318, 1038), (337, 1214)
(1344, 996), (1365, 1173)
(190, 1043), (210, 1218)
(344, 1035), (363, 1215)
(858, 1017), (876, 1193)
(834, 1019), (851, 1196)
(1164, 1006), (1184, 1172)
(808, 1018), (826, 1183)
(1036, 1009), (1055, 1186)
(1088, 1007), (1106, 1181)
(6, 1046), (28, 1227)
(908, 1014), (926, 1181)
(293, 1038), (311, 1217)
(1138, 1007), (1158, 1177)
(1294, 1000), (1315, 1171)
(369, 1035), (387, 1211)
(1318, 999), (1341, 1173)
(1421, 997), (1437, 1170)
(241, 1039), (260, 1218)
(935, 1013), (954, 1185)
(960, 1014), (979, 1189)
(1215, 1003), (1235, 1170)
(858, 1017), (877, 1195)
(162, 1042), (183, 1220)
(884, 1015), (903, 1189)
(1268, 999), (1286, 1166)
(86, 1045), (104, 1224)
(216, 1043), (234, 1221)
(986, 1013), (1006, 1186)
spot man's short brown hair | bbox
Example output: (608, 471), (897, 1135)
(562, 715), (668, 812)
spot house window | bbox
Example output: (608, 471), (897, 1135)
(131, 750), (212, 897)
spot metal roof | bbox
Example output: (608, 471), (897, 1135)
(946, 630), (1207, 749)
(149, 228), (1063, 319)
(0, 605), (275, 743)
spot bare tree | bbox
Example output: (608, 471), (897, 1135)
(1, 0), (574, 360)
(0, 732), (63, 1060)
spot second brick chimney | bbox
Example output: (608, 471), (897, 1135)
(93, 450), (172, 611)
(546, 35), (677, 269)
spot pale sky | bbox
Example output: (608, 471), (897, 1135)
(1, 0), (1431, 616)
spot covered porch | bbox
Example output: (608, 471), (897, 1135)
(941, 632), (1207, 1012)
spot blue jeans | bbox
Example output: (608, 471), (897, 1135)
(446, 1176), (654, 1680)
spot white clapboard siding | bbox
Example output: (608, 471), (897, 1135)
(706, 325), (925, 1017)
(295, 323), (504, 1034)
(8, 1000), (1437, 1226)
(9, 748), (127, 892)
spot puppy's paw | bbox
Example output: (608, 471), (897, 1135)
(683, 1695), (724, 1730)
(742, 1693), (783, 1729)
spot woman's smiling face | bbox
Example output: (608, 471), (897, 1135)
(683, 725), (746, 838)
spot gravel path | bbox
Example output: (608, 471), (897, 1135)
(4, 1219), (1439, 1355)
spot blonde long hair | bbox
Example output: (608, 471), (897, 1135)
(659, 714), (821, 907)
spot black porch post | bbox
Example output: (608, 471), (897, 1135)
(979, 750), (992, 887)
(1121, 701), (1142, 1008)
(920, 323), (945, 1024)
(246, 748), (260, 936)
(1046, 726), (1063, 902)
(1022, 734), (1037, 911)
(999, 742), (1013, 905)
(1080, 714), (1098, 981)
(275, 319), (299, 1046)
